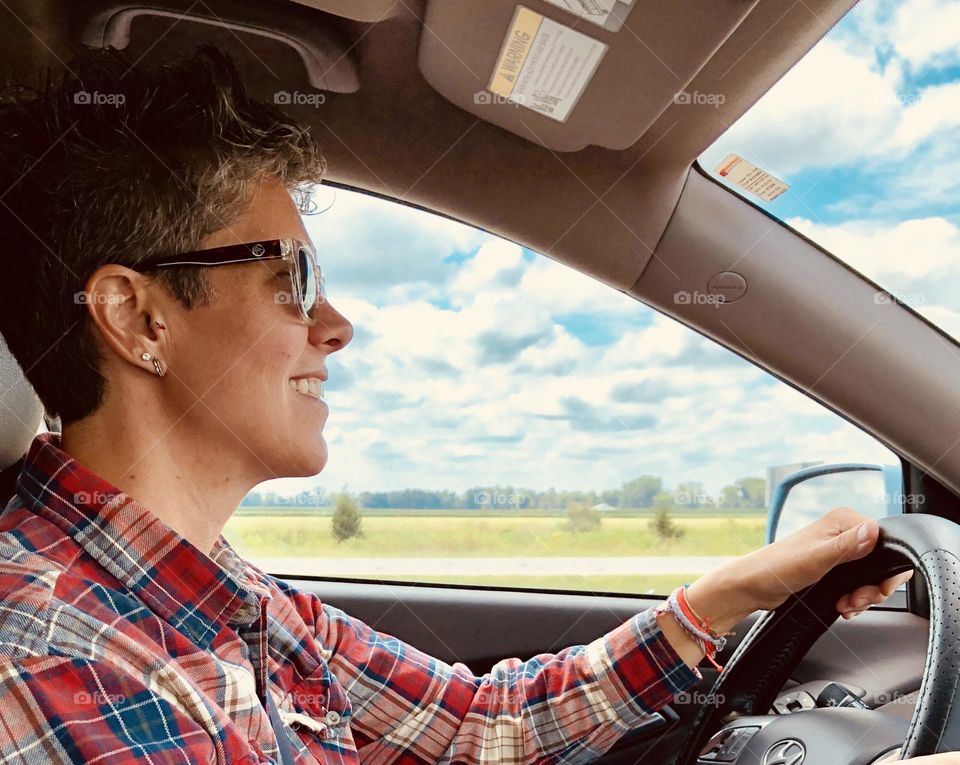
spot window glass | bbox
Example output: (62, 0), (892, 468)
(223, 186), (899, 596)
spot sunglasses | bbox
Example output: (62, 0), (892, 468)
(133, 238), (325, 325)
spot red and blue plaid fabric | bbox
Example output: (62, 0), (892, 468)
(0, 433), (698, 763)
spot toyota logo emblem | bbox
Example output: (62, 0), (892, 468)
(763, 740), (806, 765)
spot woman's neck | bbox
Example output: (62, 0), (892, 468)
(60, 402), (253, 556)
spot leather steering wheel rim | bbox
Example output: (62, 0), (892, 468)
(677, 513), (960, 763)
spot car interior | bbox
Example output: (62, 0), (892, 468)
(2, 0), (960, 763)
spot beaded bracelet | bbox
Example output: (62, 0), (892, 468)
(654, 585), (733, 672)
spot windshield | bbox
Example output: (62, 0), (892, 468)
(699, 0), (960, 340)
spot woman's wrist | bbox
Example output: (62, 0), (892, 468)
(683, 565), (757, 635)
(655, 567), (757, 670)
(656, 609), (707, 669)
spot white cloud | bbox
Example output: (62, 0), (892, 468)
(923, 306), (960, 339)
(701, 3), (960, 181)
(889, 0), (960, 69)
(788, 216), (959, 281)
(787, 215), (960, 330)
(517, 254), (638, 316)
(449, 239), (527, 305)
(701, 38), (904, 176)
(890, 80), (960, 148)
(598, 314), (697, 367)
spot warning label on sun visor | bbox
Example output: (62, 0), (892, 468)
(488, 6), (608, 123)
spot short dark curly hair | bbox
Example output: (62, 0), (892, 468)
(0, 45), (327, 425)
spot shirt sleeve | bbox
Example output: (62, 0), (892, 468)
(0, 655), (230, 764)
(315, 601), (701, 765)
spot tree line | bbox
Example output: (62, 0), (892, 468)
(241, 475), (767, 511)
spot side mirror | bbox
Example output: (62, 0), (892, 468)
(766, 463), (904, 544)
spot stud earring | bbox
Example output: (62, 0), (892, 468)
(139, 351), (163, 377)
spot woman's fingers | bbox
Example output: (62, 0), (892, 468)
(878, 569), (914, 596)
(840, 609), (867, 619)
(835, 570), (914, 616)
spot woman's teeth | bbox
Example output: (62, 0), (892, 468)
(289, 377), (325, 400)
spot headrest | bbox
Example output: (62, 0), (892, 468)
(0, 333), (43, 471)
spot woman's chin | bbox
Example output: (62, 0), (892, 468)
(291, 438), (328, 477)
(262, 422), (328, 477)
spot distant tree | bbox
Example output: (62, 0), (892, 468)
(290, 487), (326, 510)
(719, 477), (767, 509)
(563, 490), (597, 508)
(540, 487), (561, 510)
(599, 490), (620, 508)
(674, 481), (705, 508)
(649, 504), (684, 541)
(358, 491), (389, 509)
(619, 476), (663, 509)
(649, 490), (683, 540)
(720, 484), (742, 508)
(565, 503), (602, 533)
(332, 493), (363, 542)
(440, 490), (461, 509)
(650, 491), (675, 510)
(736, 478), (766, 508)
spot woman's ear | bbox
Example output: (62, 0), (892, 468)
(82, 264), (167, 376)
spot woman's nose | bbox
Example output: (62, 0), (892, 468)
(308, 300), (353, 353)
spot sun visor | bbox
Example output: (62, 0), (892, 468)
(419, 0), (758, 151)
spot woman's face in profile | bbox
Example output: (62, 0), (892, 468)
(159, 176), (353, 480)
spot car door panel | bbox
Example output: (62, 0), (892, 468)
(282, 577), (926, 761)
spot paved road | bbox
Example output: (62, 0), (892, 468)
(251, 556), (737, 577)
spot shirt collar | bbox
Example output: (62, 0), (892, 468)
(14, 432), (268, 648)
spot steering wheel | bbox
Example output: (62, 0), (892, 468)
(677, 514), (960, 764)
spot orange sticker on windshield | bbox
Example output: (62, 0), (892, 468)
(715, 154), (789, 202)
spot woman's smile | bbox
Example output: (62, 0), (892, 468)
(288, 376), (326, 401)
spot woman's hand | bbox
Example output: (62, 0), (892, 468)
(656, 509), (948, 761)
(659, 507), (912, 666)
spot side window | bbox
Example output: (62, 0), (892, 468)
(222, 187), (901, 596)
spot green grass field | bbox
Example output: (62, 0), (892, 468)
(223, 513), (766, 596)
(224, 514), (766, 558)
(233, 506), (766, 519)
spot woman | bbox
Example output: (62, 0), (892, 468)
(0, 46), (953, 764)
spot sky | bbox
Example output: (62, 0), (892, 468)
(256, 0), (960, 500)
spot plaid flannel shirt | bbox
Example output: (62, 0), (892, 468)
(0, 433), (699, 764)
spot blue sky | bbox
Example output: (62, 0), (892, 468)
(257, 0), (960, 499)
